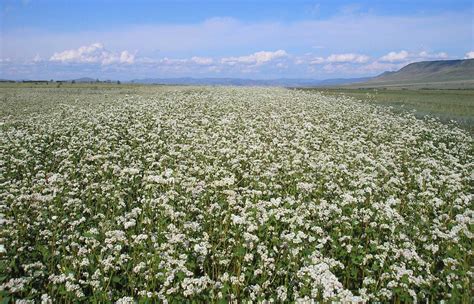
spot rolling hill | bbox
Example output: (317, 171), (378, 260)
(133, 59), (473, 88)
(349, 59), (474, 89)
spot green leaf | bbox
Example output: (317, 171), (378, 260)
(112, 275), (122, 283)
(235, 245), (246, 257)
(1, 296), (11, 304)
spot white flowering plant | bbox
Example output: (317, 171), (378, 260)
(0, 86), (472, 303)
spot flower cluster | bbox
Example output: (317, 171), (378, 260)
(0, 86), (472, 302)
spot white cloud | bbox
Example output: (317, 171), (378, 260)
(294, 58), (305, 65)
(50, 43), (102, 63)
(360, 61), (407, 73)
(191, 56), (213, 65)
(316, 60), (409, 76)
(50, 43), (135, 65)
(434, 52), (448, 59)
(3, 10), (471, 69)
(119, 51), (135, 64)
(141, 56), (213, 67)
(418, 51), (429, 58)
(33, 54), (42, 62)
(464, 51), (474, 59)
(158, 57), (188, 65)
(308, 53), (370, 65)
(380, 50), (449, 63)
(418, 51), (448, 59)
(221, 50), (287, 66)
(380, 50), (409, 62)
(310, 57), (325, 64)
(326, 53), (370, 63)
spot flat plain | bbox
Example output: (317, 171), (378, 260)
(0, 84), (472, 303)
(299, 87), (474, 134)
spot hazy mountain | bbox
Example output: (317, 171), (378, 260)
(356, 59), (474, 88)
(375, 59), (473, 82)
(72, 77), (97, 83)
(131, 59), (474, 88)
(315, 77), (372, 86)
(130, 77), (370, 87)
(4, 59), (471, 88)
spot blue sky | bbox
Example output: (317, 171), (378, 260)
(1, 0), (473, 80)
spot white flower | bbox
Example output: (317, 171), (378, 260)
(115, 297), (135, 304)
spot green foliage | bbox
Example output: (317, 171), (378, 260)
(0, 85), (472, 303)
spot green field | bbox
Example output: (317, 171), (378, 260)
(1, 84), (472, 302)
(298, 88), (474, 134)
(3, 83), (474, 134)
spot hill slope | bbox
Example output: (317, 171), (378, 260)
(351, 59), (474, 88)
(374, 59), (473, 82)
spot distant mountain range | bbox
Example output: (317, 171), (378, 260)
(372, 59), (474, 82)
(129, 77), (371, 87)
(128, 59), (474, 88)
(4, 59), (472, 88)
(349, 59), (474, 89)
(73, 77), (97, 83)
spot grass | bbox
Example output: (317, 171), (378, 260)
(297, 88), (474, 134)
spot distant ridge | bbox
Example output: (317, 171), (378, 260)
(130, 77), (370, 87)
(72, 77), (96, 83)
(0, 77), (368, 86)
(349, 59), (474, 88)
(372, 59), (474, 82)
(2, 59), (471, 88)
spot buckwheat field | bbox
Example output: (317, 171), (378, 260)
(0, 86), (472, 303)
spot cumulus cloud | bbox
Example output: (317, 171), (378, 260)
(380, 50), (449, 63)
(359, 61), (407, 73)
(3, 35), (458, 79)
(50, 43), (135, 65)
(118, 51), (135, 64)
(310, 57), (325, 64)
(418, 51), (448, 59)
(294, 58), (305, 65)
(191, 56), (213, 65)
(316, 59), (409, 76)
(158, 57), (188, 65)
(155, 56), (214, 66)
(464, 51), (474, 59)
(379, 50), (409, 62)
(32, 54), (42, 62)
(326, 53), (370, 63)
(3, 10), (471, 70)
(221, 50), (287, 66)
(309, 53), (370, 64)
